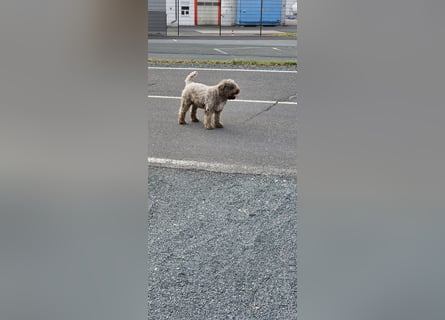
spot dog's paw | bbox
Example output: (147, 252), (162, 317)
(215, 122), (224, 128)
(191, 118), (200, 122)
(178, 120), (187, 125)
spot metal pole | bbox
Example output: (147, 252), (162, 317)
(259, 0), (263, 36)
(219, 1), (222, 36)
(177, 0), (180, 37)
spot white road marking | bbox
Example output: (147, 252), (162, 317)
(147, 95), (297, 105)
(214, 48), (229, 55)
(148, 66), (297, 74)
(147, 157), (297, 176)
(147, 95), (180, 100)
(234, 99), (297, 105)
(272, 47), (282, 51)
(219, 47), (267, 50)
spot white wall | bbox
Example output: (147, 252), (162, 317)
(221, 0), (236, 26)
(285, 0), (297, 16)
(166, 0), (195, 26)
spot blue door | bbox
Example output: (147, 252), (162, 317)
(236, 0), (281, 25)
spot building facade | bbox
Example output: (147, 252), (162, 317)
(148, 0), (167, 35)
(165, 0), (294, 26)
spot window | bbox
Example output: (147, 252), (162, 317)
(181, 6), (189, 16)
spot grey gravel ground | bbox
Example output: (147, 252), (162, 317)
(147, 167), (297, 319)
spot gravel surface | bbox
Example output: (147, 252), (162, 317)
(147, 167), (297, 319)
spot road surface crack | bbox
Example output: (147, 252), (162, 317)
(244, 101), (279, 123)
(288, 93), (298, 102)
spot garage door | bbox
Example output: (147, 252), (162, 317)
(196, 0), (220, 25)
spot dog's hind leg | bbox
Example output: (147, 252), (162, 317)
(190, 105), (200, 122)
(178, 100), (191, 125)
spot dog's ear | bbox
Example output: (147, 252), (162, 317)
(218, 81), (233, 97)
(217, 81), (227, 96)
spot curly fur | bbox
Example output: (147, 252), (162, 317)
(178, 71), (240, 129)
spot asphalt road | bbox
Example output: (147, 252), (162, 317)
(148, 39), (297, 62)
(148, 67), (297, 173)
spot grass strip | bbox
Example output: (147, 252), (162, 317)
(264, 32), (298, 38)
(148, 58), (297, 67)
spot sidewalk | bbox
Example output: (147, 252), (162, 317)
(150, 18), (297, 39)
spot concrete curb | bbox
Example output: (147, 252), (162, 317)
(148, 157), (297, 177)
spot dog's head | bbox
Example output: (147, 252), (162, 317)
(218, 79), (240, 100)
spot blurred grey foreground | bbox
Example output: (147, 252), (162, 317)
(148, 167), (297, 319)
(1, 1), (147, 319)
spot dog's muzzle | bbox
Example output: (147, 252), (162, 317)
(228, 89), (240, 100)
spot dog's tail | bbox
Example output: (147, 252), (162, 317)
(185, 71), (198, 85)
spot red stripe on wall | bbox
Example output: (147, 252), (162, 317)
(194, 0), (198, 25)
(218, 0), (221, 26)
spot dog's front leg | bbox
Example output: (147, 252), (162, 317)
(204, 109), (213, 129)
(214, 111), (223, 128)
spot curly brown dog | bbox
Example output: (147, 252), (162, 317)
(178, 71), (240, 129)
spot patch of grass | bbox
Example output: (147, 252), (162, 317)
(265, 32), (298, 38)
(148, 58), (297, 67)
